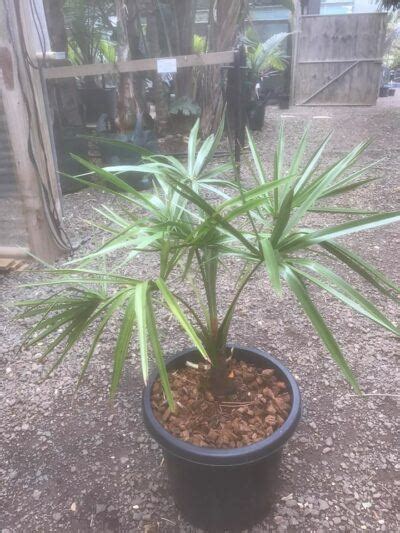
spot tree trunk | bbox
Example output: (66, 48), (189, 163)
(125, 0), (148, 113)
(115, 0), (142, 132)
(200, 0), (245, 136)
(139, 0), (169, 133)
(172, 0), (195, 99)
(43, 0), (83, 127)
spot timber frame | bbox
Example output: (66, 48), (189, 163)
(0, 0), (68, 262)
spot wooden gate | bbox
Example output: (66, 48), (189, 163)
(292, 13), (387, 106)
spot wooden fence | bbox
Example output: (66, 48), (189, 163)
(292, 13), (387, 106)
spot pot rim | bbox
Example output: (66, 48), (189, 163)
(142, 345), (301, 466)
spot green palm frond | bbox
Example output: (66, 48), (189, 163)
(18, 119), (400, 404)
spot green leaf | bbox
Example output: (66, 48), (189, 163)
(283, 266), (360, 392)
(80, 135), (154, 157)
(217, 262), (261, 350)
(188, 118), (200, 175)
(110, 290), (136, 396)
(294, 132), (332, 194)
(270, 187), (294, 246)
(281, 126), (309, 201)
(68, 231), (164, 266)
(78, 290), (131, 385)
(320, 176), (381, 199)
(41, 308), (98, 380)
(70, 156), (159, 214)
(146, 298), (175, 411)
(155, 278), (210, 362)
(198, 162), (235, 183)
(309, 207), (382, 215)
(71, 154), (141, 195)
(282, 211), (400, 252)
(193, 135), (215, 177)
(223, 195), (278, 222)
(320, 159), (382, 198)
(287, 141), (370, 235)
(22, 268), (139, 288)
(157, 172), (259, 255)
(289, 260), (400, 336)
(296, 140), (370, 204)
(273, 122), (284, 212)
(288, 126), (309, 179)
(261, 238), (282, 295)
(135, 281), (150, 384)
(246, 127), (267, 185)
(321, 241), (400, 297)
(220, 178), (292, 211)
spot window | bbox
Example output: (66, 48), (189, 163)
(320, 0), (354, 15)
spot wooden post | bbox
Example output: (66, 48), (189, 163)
(289, 2), (301, 107)
(0, 0), (68, 262)
(226, 46), (247, 169)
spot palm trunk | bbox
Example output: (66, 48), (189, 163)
(209, 351), (236, 397)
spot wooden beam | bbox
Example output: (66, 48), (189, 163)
(0, 246), (30, 258)
(289, 2), (300, 107)
(298, 58), (383, 64)
(43, 51), (235, 80)
(301, 103), (375, 107)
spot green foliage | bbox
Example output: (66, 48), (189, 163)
(170, 96), (201, 117)
(384, 13), (400, 69)
(243, 30), (289, 80)
(64, 0), (116, 65)
(18, 118), (400, 407)
(379, 0), (400, 10)
(193, 34), (206, 54)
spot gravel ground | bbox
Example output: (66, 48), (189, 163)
(1, 96), (400, 532)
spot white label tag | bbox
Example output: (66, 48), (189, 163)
(156, 58), (177, 74)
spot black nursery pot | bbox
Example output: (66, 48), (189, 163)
(142, 346), (301, 531)
(247, 100), (266, 131)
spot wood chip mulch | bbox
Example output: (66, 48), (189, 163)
(151, 359), (292, 448)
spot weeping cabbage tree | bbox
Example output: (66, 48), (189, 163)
(18, 119), (400, 408)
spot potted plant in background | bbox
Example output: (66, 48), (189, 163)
(244, 30), (289, 130)
(169, 96), (201, 133)
(18, 120), (400, 530)
(64, 0), (118, 124)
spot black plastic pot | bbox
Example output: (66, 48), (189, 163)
(54, 126), (89, 194)
(78, 87), (117, 124)
(379, 86), (389, 97)
(247, 100), (266, 131)
(143, 346), (301, 531)
(279, 95), (290, 109)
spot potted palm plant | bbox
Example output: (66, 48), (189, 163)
(18, 119), (400, 530)
(64, 0), (117, 123)
(244, 31), (289, 130)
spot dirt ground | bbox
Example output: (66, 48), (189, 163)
(1, 94), (400, 533)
